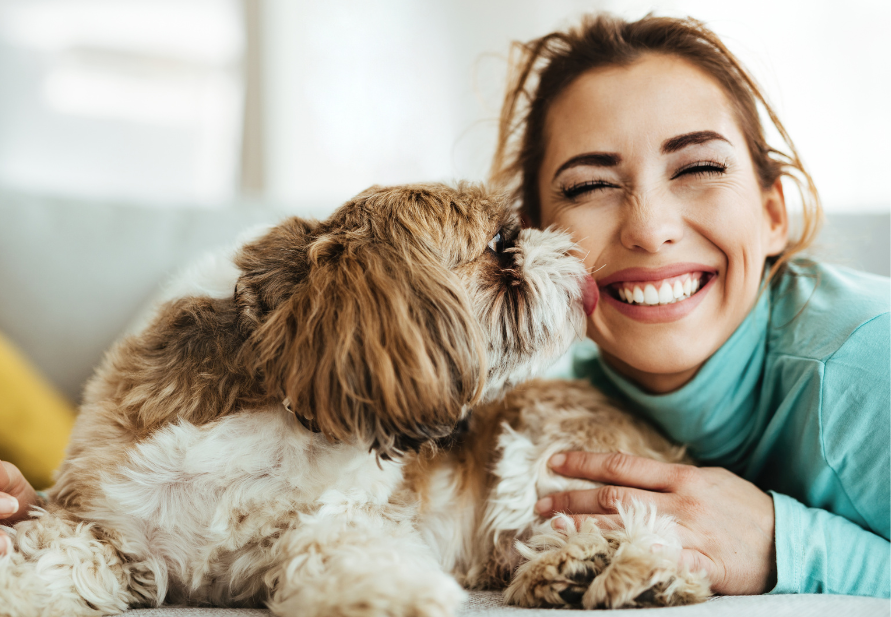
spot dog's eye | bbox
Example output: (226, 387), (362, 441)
(487, 229), (504, 254)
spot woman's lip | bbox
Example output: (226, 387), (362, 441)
(598, 263), (718, 287)
(601, 273), (716, 323)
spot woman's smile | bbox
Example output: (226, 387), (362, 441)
(598, 264), (717, 323)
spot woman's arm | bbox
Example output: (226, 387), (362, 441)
(769, 313), (891, 597)
(771, 492), (890, 596)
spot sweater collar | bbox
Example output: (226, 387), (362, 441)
(596, 290), (771, 466)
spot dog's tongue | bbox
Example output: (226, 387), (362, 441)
(582, 276), (599, 316)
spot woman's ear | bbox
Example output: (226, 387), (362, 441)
(246, 236), (486, 458)
(762, 178), (789, 257)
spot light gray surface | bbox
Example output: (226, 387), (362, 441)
(0, 190), (295, 401)
(805, 213), (891, 277)
(121, 591), (891, 616)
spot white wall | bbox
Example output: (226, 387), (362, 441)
(261, 0), (890, 215)
(261, 0), (616, 208)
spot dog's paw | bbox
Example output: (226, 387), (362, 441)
(580, 502), (710, 608)
(580, 541), (710, 609)
(268, 528), (467, 617)
(504, 517), (613, 608)
(271, 571), (465, 617)
(393, 576), (466, 617)
(505, 512), (710, 610)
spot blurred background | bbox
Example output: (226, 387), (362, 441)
(0, 0), (888, 212)
(0, 0), (888, 487)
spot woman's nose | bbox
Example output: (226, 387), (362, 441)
(618, 194), (685, 253)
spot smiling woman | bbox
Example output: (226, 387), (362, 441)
(491, 13), (890, 599)
(539, 55), (789, 391)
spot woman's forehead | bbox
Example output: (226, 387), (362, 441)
(542, 54), (741, 158)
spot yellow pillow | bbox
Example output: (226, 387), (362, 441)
(0, 332), (75, 490)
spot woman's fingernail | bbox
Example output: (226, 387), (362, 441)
(552, 517), (567, 530)
(535, 497), (552, 514)
(0, 496), (18, 515)
(549, 453), (566, 468)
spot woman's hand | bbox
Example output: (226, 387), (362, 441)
(0, 460), (39, 554)
(534, 451), (776, 595)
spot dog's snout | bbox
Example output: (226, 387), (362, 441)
(497, 250), (518, 271)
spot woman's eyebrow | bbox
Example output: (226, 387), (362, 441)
(552, 152), (621, 180)
(661, 130), (730, 154)
(551, 131), (730, 181)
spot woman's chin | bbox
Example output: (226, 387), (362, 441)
(590, 321), (719, 391)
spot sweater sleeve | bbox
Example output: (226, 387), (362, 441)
(770, 492), (890, 596)
(770, 314), (891, 597)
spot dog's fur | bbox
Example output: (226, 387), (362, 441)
(0, 183), (709, 616)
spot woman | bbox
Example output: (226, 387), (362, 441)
(490, 14), (889, 597)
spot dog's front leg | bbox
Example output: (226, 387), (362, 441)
(265, 509), (466, 617)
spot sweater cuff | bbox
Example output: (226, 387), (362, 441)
(768, 491), (803, 594)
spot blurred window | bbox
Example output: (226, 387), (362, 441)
(0, 0), (244, 206)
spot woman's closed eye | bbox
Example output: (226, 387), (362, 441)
(671, 160), (727, 180)
(559, 158), (728, 200)
(560, 179), (615, 200)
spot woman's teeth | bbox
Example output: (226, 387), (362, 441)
(616, 276), (701, 306)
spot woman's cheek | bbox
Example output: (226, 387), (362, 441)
(556, 211), (613, 264)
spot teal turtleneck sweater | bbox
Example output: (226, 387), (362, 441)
(566, 261), (890, 597)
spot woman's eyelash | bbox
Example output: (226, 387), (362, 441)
(561, 180), (613, 199)
(672, 160), (727, 179)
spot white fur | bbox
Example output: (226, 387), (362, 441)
(479, 410), (602, 546)
(95, 407), (405, 604)
(476, 227), (587, 400)
(415, 466), (478, 576)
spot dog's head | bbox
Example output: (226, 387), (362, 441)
(235, 183), (586, 457)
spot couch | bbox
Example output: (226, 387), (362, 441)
(1, 188), (888, 616)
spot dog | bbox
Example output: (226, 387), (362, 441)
(0, 183), (709, 616)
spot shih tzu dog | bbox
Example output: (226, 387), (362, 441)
(0, 183), (708, 616)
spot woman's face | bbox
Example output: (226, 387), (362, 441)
(538, 54), (788, 393)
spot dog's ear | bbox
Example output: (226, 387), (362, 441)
(247, 232), (486, 458)
(233, 217), (317, 334)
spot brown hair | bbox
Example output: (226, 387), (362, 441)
(489, 13), (822, 283)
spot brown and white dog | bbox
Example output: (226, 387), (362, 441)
(0, 183), (708, 616)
